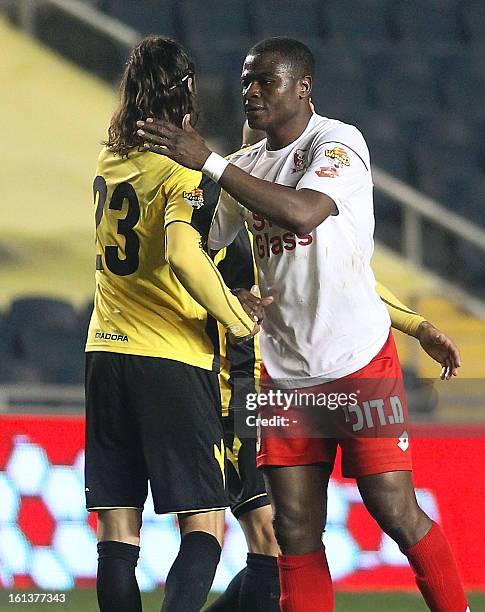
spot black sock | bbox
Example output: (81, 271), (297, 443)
(161, 531), (222, 612)
(239, 553), (279, 612)
(97, 540), (141, 612)
(204, 568), (246, 611)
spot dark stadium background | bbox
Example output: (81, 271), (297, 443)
(1, 1), (484, 610)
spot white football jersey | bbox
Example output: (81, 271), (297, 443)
(209, 113), (391, 387)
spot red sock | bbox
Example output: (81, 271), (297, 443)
(403, 521), (468, 612)
(277, 545), (334, 612)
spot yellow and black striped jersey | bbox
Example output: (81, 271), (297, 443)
(86, 147), (223, 371)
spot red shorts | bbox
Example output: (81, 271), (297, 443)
(256, 332), (412, 478)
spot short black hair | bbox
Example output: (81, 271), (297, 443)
(247, 37), (314, 78)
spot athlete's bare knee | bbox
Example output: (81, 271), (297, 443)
(238, 505), (279, 556)
(358, 472), (431, 548)
(178, 509), (225, 547)
(273, 504), (322, 555)
(97, 508), (142, 545)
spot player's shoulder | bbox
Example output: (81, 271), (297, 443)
(311, 115), (367, 148)
(310, 114), (370, 167)
(98, 145), (198, 178)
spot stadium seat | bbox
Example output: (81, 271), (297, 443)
(4, 297), (83, 384)
(418, 169), (476, 209)
(190, 38), (248, 81)
(78, 301), (94, 338)
(369, 140), (412, 183)
(5, 297), (79, 331)
(311, 70), (370, 125)
(455, 236), (485, 289)
(0, 359), (43, 384)
(376, 73), (440, 117)
(363, 43), (432, 79)
(362, 44), (433, 110)
(357, 110), (414, 178)
(460, 0), (485, 43)
(373, 191), (402, 251)
(390, 0), (462, 44)
(0, 311), (10, 355)
(412, 140), (478, 195)
(440, 76), (485, 119)
(324, 0), (393, 44)
(178, 0), (252, 51)
(308, 38), (363, 79)
(401, 113), (475, 150)
(462, 175), (485, 229)
(471, 118), (485, 172)
(100, 0), (178, 38)
(428, 47), (468, 86)
(358, 110), (402, 145)
(20, 327), (85, 384)
(249, 0), (323, 40)
(468, 44), (485, 83)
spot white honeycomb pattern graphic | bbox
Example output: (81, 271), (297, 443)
(0, 434), (440, 590)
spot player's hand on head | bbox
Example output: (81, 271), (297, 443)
(233, 285), (274, 324)
(136, 115), (211, 170)
(416, 321), (462, 380)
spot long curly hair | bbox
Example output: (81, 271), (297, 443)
(104, 36), (197, 158)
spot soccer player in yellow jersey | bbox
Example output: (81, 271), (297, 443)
(84, 37), (265, 612)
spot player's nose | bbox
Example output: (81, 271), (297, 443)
(243, 81), (262, 99)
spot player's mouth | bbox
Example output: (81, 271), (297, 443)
(245, 105), (266, 116)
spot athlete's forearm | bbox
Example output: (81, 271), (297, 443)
(376, 281), (426, 338)
(136, 118), (333, 234)
(219, 164), (334, 235)
(165, 222), (255, 338)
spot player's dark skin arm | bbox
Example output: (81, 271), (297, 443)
(137, 117), (334, 236)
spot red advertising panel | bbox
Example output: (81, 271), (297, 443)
(0, 415), (484, 591)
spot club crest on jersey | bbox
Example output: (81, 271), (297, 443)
(183, 187), (204, 208)
(291, 148), (308, 173)
(325, 146), (350, 168)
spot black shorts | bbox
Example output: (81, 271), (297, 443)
(85, 352), (228, 514)
(223, 412), (269, 519)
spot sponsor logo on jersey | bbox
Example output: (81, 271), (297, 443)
(291, 148), (308, 173)
(325, 146), (350, 167)
(315, 166), (339, 178)
(183, 187), (204, 208)
(95, 331), (129, 342)
(251, 213), (313, 258)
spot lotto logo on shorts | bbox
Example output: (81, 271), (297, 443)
(397, 431), (410, 452)
(183, 188), (204, 208)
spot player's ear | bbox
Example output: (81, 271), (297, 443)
(299, 76), (312, 99)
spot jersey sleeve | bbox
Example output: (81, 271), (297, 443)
(208, 190), (246, 250)
(296, 126), (371, 211)
(376, 281), (426, 337)
(165, 221), (255, 338)
(162, 164), (220, 231)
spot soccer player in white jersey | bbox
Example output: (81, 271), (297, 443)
(137, 37), (469, 612)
